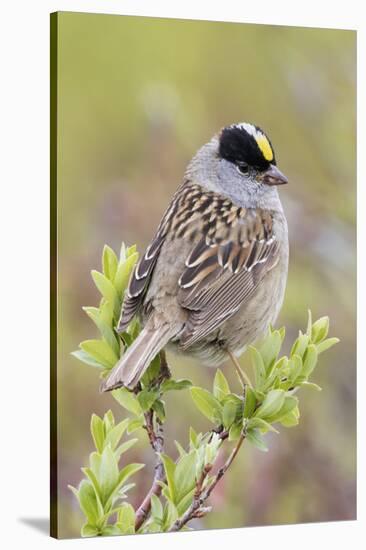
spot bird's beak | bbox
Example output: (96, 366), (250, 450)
(260, 164), (288, 186)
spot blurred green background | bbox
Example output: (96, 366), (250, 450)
(54, 12), (356, 538)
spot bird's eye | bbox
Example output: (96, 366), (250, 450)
(236, 163), (249, 175)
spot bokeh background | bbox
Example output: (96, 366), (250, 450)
(54, 12), (356, 538)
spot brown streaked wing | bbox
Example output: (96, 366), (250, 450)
(116, 181), (203, 333)
(117, 233), (165, 333)
(178, 208), (279, 348)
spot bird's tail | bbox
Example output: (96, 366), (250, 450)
(100, 323), (172, 392)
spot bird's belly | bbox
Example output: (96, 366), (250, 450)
(142, 222), (288, 366)
(169, 255), (287, 366)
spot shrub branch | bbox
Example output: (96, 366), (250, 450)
(134, 351), (171, 530)
(169, 429), (246, 532)
(70, 242), (339, 537)
(135, 411), (165, 530)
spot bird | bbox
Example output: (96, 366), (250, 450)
(101, 122), (289, 392)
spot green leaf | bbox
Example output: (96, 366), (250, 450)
(101, 525), (121, 536)
(127, 417), (144, 434)
(152, 399), (166, 422)
(306, 309), (313, 338)
(81, 523), (99, 537)
(229, 422), (243, 441)
(213, 369), (230, 401)
(141, 354), (161, 386)
(222, 401), (238, 428)
(102, 245), (118, 281)
(114, 252), (139, 297)
(80, 339), (118, 369)
(99, 445), (119, 502)
(174, 450), (197, 501)
(85, 465), (100, 499)
(137, 389), (159, 412)
(75, 480), (101, 525)
(71, 349), (105, 369)
(263, 356), (289, 390)
(249, 346), (266, 387)
(91, 270), (120, 320)
(204, 432), (221, 464)
(278, 395), (298, 417)
(273, 355), (289, 375)
(86, 455), (101, 488)
(127, 244), (137, 258)
(104, 463), (144, 510)
(160, 453), (176, 502)
(150, 494), (163, 519)
(161, 379), (193, 392)
(301, 344), (318, 378)
(120, 332), (133, 348)
(288, 354), (303, 385)
(221, 393), (244, 428)
(279, 406), (300, 427)
(190, 387), (223, 423)
(243, 386), (257, 418)
(105, 418), (129, 450)
(114, 438), (138, 460)
(290, 332), (309, 359)
(163, 500), (178, 530)
(143, 521), (162, 534)
(99, 299), (114, 327)
(83, 306), (120, 357)
(267, 395), (298, 424)
(311, 316), (329, 343)
(246, 428), (268, 452)
(189, 427), (198, 448)
(103, 410), (114, 432)
(174, 440), (187, 458)
(117, 502), (136, 535)
(248, 417), (279, 433)
(254, 389), (285, 420)
(118, 463), (145, 486)
(126, 316), (141, 339)
(301, 381), (322, 391)
(119, 242), (127, 262)
(112, 388), (142, 416)
(90, 414), (105, 453)
(176, 486), (196, 516)
(259, 330), (282, 369)
(316, 337), (340, 354)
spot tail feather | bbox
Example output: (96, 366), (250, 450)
(100, 324), (172, 392)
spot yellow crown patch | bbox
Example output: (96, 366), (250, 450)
(255, 134), (274, 162)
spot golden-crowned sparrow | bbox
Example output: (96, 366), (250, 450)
(101, 122), (289, 391)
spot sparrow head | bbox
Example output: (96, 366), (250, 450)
(185, 122), (288, 209)
(218, 122), (288, 187)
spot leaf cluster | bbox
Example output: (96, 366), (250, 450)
(68, 410), (143, 536)
(70, 243), (339, 536)
(189, 312), (339, 452)
(71, 243), (138, 375)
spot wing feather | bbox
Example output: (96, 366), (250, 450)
(117, 182), (280, 349)
(178, 207), (279, 348)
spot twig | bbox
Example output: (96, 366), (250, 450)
(169, 431), (246, 532)
(134, 351), (171, 531)
(135, 411), (165, 530)
(135, 351), (245, 533)
(202, 432), (245, 501)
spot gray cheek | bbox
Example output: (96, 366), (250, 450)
(217, 162), (260, 205)
(218, 161), (243, 191)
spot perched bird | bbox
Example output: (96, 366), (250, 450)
(101, 122), (289, 392)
